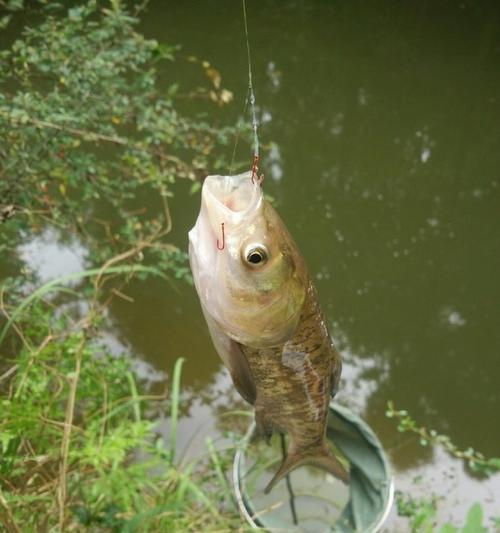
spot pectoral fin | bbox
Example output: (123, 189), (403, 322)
(264, 442), (349, 494)
(201, 305), (256, 405)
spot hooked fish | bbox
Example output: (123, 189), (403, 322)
(188, 170), (349, 493)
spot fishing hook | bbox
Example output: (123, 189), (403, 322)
(251, 155), (264, 186)
(251, 154), (260, 184)
(216, 222), (225, 250)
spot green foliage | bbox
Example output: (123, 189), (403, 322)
(396, 492), (488, 533)
(0, 3), (250, 531)
(0, 0), (237, 277)
(388, 403), (499, 532)
(0, 273), (244, 531)
(396, 491), (439, 533)
(386, 401), (500, 477)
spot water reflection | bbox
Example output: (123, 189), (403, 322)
(266, 61), (282, 92)
(332, 322), (390, 414)
(99, 323), (167, 386)
(268, 142), (283, 182)
(153, 367), (245, 461)
(17, 227), (87, 283)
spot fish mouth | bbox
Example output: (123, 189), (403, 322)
(203, 171), (262, 222)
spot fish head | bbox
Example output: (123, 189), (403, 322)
(189, 171), (308, 348)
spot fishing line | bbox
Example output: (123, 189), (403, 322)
(221, 0), (261, 253)
(243, 0), (260, 160)
(280, 433), (299, 525)
(229, 0), (260, 177)
(229, 86), (250, 175)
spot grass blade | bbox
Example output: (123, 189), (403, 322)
(169, 357), (185, 464)
(0, 264), (167, 346)
(206, 436), (234, 506)
(175, 462), (195, 504)
(126, 371), (141, 422)
(182, 475), (218, 516)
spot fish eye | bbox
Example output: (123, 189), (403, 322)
(243, 244), (268, 267)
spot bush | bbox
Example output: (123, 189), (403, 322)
(0, 2), (247, 531)
(0, 0), (238, 274)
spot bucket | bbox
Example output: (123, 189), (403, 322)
(233, 402), (394, 532)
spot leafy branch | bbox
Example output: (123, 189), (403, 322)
(386, 401), (500, 476)
(0, 0), (241, 273)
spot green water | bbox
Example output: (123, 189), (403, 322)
(4, 0), (500, 527)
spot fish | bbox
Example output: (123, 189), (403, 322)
(188, 170), (349, 493)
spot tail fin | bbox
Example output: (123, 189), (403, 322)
(264, 443), (349, 495)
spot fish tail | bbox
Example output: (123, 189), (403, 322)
(264, 441), (349, 494)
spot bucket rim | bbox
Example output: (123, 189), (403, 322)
(233, 402), (394, 532)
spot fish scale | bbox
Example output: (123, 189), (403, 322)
(240, 280), (345, 492)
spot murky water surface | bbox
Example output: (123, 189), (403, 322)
(2, 1), (500, 528)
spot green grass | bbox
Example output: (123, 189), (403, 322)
(0, 270), (249, 532)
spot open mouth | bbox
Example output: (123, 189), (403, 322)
(204, 171), (260, 215)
